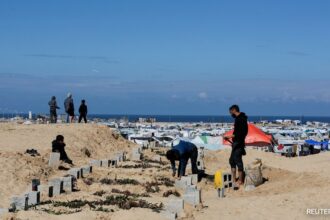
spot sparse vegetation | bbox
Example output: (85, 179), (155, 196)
(100, 178), (140, 185)
(140, 158), (168, 166)
(119, 163), (161, 169)
(157, 177), (175, 187)
(163, 190), (181, 197)
(41, 208), (81, 215)
(93, 190), (107, 197)
(37, 196), (163, 213)
(144, 181), (161, 193)
(83, 177), (94, 185)
(81, 147), (91, 157)
(94, 206), (114, 212)
(111, 188), (150, 198)
(154, 150), (166, 156)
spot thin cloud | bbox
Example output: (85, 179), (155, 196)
(171, 94), (179, 99)
(198, 92), (208, 99)
(2, 73), (330, 105)
(24, 54), (120, 63)
(0, 72), (36, 78)
(287, 51), (310, 56)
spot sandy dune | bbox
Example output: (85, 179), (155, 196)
(0, 123), (330, 220)
(0, 123), (132, 208)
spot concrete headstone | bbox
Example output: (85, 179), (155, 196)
(48, 152), (60, 167)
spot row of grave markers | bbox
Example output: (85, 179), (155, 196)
(0, 151), (125, 215)
(161, 174), (202, 220)
(1, 146), (203, 220)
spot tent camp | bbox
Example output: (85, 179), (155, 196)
(223, 123), (273, 147)
(191, 135), (224, 150)
(305, 139), (329, 151)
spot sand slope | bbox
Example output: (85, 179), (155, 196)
(196, 149), (330, 220)
(1, 123), (330, 220)
(0, 123), (133, 208)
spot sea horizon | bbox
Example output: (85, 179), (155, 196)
(3, 113), (330, 123)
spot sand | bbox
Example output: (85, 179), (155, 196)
(198, 149), (330, 220)
(1, 123), (330, 220)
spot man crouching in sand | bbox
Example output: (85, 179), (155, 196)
(224, 105), (248, 189)
(166, 139), (199, 179)
(52, 135), (73, 165)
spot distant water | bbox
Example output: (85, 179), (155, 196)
(3, 113), (330, 123)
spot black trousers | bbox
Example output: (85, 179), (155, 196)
(229, 142), (245, 172)
(191, 147), (199, 174)
(178, 147), (199, 177)
(50, 111), (57, 123)
(79, 114), (87, 123)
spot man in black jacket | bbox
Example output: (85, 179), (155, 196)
(78, 100), (88, 123)
(52, 135), (73, 164)
(224, 105), (248, 187)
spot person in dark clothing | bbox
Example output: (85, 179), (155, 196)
(48, 96), (60, 123)
(64, 93), (74, 123)
(166, 139), (198, 178)
(78, 100), (88, 123)
(224, 105), (248, 187)
(52, 135), (73, 164)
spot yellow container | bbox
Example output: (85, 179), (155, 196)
(214, 170), (223, 189)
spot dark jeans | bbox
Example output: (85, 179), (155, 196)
(50, 111), (57, 123)
(79, 114), (87, 123)
(190, 146), (199, 174)
(229, 142), (245, 171)
(178, 147), (199, 177)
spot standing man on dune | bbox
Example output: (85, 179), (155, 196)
(48, 96), (60, 123)
(78, 99), (88, 123)
(224, 105), (248, 189)
(64, 93), (75, 123)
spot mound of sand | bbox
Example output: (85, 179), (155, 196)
(1, 123), (330, 220)
(197, 149), (330, 220)
(0, 123), (134, 208)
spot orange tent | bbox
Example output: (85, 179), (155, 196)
(223, 123), (273, 146)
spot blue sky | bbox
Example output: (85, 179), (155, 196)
(0, 0), (329, 115)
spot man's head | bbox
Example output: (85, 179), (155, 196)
(67, 93), (72, 98)
(51, 96), (56, 100)
(229, 104), (240, 118)
(81, 99), (85, 104)
(56, 135), (64, 143)
(166, 149), (180, 161)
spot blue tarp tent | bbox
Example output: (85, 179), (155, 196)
(305, 139), (329, 151)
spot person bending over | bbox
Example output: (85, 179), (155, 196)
(166, 139), (198, 178)
(52, 135), (73, 165)
(224, 105), (248, 188)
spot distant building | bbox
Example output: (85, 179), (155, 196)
(138, 117), (156, 123)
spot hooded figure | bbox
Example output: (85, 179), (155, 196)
(52, 135), (72, 164)
(48, 96), (60, 123)
(232, 112), (248, 146)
